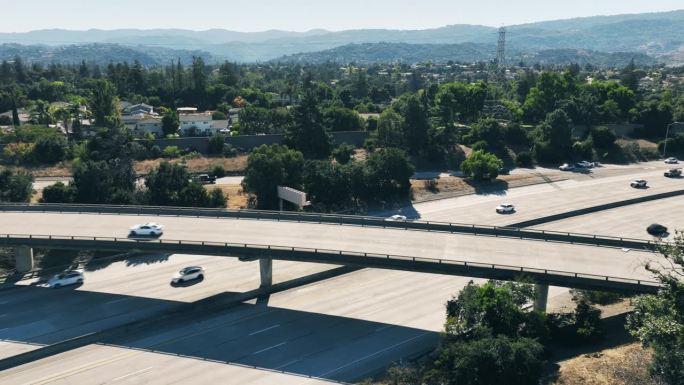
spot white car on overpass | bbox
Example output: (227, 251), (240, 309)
(47, 269), (84, 288)
(385, 214), (408, 221)
(129, 223), (164, 236)
(495, 203), (516, 214)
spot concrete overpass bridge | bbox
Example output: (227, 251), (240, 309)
(0, 204), (664, 311)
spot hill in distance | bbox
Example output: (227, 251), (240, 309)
(274, 42), (657, 67)
(0, 10), (681, 63)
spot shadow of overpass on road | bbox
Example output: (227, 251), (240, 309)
(0, 279), (440, 383)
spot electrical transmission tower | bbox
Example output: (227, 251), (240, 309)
(496, 26), (506, 68)
(482, 26), (511, 120)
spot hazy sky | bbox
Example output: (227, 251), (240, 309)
(1, 0), (682, 32)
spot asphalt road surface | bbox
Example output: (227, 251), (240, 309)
(405, 161), (682, 226)
(0, 269), (573, 384)
(0, 254), (336, 360)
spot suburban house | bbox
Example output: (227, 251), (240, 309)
(132, 117), (163, 138)
(179, 112), (213, 136)
(126, 103), (155, 115)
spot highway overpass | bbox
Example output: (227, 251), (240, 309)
(0, 206), (663, 303)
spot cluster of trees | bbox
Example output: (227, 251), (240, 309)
(0, 168), (33, 203)
(242, 144), (413, 211)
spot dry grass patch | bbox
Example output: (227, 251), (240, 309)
(553, 343), (656, 385)
(206, 184), (249, 210)
(134, 155), (248, 175)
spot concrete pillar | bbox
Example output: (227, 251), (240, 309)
(533, 284), (549, 313)
(14, 246), (34, 273)
(259, 258), (273, 288)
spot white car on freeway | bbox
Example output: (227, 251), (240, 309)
(575, 161), (595, 168)
(665, 157), (679, 164)
(47, 269), (84, 288)
(558, 163), (575, 171)
(172, 266), (205, 284)
(129, 222), (164, 236)
(630, 179), (648, 188)
(495, 203), (516, 214)
(385, 214), (408, 221)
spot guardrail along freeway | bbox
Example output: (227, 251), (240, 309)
(0, 203), (658, 251)
(0, 233), (660, 294)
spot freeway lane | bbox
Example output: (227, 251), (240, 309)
(0, 253), (336, 360)
(0, 212), (659, 282)
(537, 195), (684, 240)
(1, 269), (573, 384)
(410, 162), (683, 226)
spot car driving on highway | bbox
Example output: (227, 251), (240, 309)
(495, 203), (515, 214)
(575, 160), (595, 168)
(129, 223), (164, 236)
(630, 179), (648, 188)
(47, 269), (84, 288)
(665, 157), (679, 164)
(647, 223), (668, 237)
(385, 214), (408, 221)
(664, 168), (682, 178)
(172, 266), (205, 284)
(558, 163), (575, 171)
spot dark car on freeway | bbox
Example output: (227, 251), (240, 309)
(647, 223), (668, 237)
(196, 174), (217, 184)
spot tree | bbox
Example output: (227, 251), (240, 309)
(33, 136), (68, 164)
(89, 79), (120, 129)
(161, 111), (179, 136)
(0, 168), (33, 202)
(402, 94), (430, 155)
(427, 335), (545, 385)
(465, 118), (505, 151)
(590, 126), (617, 149)
(365, 148), (414, 200)
(460, 151), (503, 181)
(72, 159), (135, 204)
(627, 231), (684, 385)
(242, 145), (304, 209)
(374, 109), (405, 148)
(332, 143), (355, 165)
(323, 106), (364, 131)
(145, 162), (225, 207)
(285, 91), (331, 159)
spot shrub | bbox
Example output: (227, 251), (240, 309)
(590, 126), (617, 149)
(211, 111), (227, 120)
(208, 134), (227, 154)
(162, 146), (180, 158)
(210, 164), (226, 178)
(222, 143), (238, 158)
(150, 145), (163, 159)
(471, 140), (489, 152)
(460, 150), (503, 181)
(33, 136), (68, 164)
(40, 182), (75, 203)
(515, 151), (533, 167)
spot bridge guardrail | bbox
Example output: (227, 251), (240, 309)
(0, 233), (661, 293)
(0, 203), (660, 251)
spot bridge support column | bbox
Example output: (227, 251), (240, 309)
(14, 246), (34, 273)
(533, 284), (549, 313)
(259, 259), (273, 288)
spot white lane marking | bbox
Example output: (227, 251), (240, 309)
(248, 324), (280, 336)
(375, 325), (393, 332)
(252, 342), (286, 355)
(105, 298), (128, 305)
(274, 358), (301, 370)
(111, 366), (155, 382)
(0, 328), (8, 332)
(319, 332), (432, 377)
